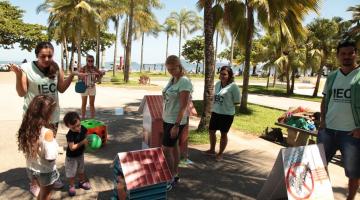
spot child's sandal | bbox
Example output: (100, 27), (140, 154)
(79, 181), (91, 190)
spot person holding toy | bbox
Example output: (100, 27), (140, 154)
(63, 111), (91, 196)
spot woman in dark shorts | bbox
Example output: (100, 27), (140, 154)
(204, 66), (241, 161)
(162, 55), (192, 190)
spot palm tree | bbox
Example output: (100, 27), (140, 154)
(124, 0), (134, 82)
(219, 0), (320, 110)
(195, 0), (215, 130)
(111, 15), (120, 76)
(169, 9), (202, 58)
(46, 19), (72, 72)
(121, 16), (129, 70)
(214, 20), (229, 66)
(123, 0), (162, 82)
(307, 18), (338, 97)
(348, 5), (360, 40)
(38, 0), (102, 69)
(162, 18), (177, 60)
(253, 34), (280, 88)
(133, 10), (160, 72)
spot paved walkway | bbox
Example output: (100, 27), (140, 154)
(0, 73), (357, 199)
(151, 80), (321, 111)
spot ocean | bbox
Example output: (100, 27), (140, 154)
(1, 60), (235, 73)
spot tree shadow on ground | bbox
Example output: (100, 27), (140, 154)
(58, 106), (144, 160)
(167, 148), (274, 200)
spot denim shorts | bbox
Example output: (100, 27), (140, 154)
(317, 128), (360, 178)
(27, 169), (60, 186)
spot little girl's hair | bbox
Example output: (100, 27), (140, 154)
(17, 95), (57, 159)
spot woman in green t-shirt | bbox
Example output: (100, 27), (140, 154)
(204, 66), (241, 161)
(162, 55), (192, 190)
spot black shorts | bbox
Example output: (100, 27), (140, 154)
(162, 122), (186, 147)
(209, 112), (234, 133)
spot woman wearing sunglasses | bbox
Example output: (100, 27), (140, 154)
(9, 41), (80, 197)
(79, 55), (104, 119)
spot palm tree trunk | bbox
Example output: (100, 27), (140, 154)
(124, 0), (134, 83)
(313, 62), (324, 97)
(101, 46), (105, 69)
(113, 15), (119, 77)
(77, 30), (81, 70)
(252, 64), (257, 75)
(240, 3), (254, 112)
(196, 62), (199, 74)
(96, 25), (101, 69)
(290, 68), (296, 94)
(286, 62), (291, 94)
(123, 16), (129, 70)
(313, 52), (327, 97)
(140, 32), (144, 72)
(273, 67), (277, 87)
(70, 42), (75, 72)
(166, 33), (169, 59)
(230, 34), (234, 66)
(178, 25), (182, 58)
(266, 67), (271, 88)
(214, 30), (219, 64)
(64, 37), (69, 73)
(60, 41), (64, 71)
(197, 0), (215, 131)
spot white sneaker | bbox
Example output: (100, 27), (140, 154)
(53, 179), (64, 189)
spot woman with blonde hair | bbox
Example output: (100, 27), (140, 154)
(162, 55), (192, 190)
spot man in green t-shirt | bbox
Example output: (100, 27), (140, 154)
(318, 39), (360, 200)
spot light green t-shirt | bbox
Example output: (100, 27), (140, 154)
(323, 68), (360, 131)
(21, 62), (60, 123)
(162, 76), (193, 125)
(212, 81), (241, 115)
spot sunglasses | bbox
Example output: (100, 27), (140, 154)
(87, 60), (94, 63)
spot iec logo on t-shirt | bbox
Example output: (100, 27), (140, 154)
(214, 94), (224, 104)
(332, 88), (351, 103)
(38, 83), (57, 95)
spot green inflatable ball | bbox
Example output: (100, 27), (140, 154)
(87, 134), (102, 151)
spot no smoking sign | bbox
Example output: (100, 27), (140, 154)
(285, 163), (315, 200)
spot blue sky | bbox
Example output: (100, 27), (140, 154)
(1, 0), (359, 64)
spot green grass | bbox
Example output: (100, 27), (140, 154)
(103, 71), (270, 81)
(188, 129), (210, 145)
(189, 100), (285, 145)
(232, 104), (284, 136)
(244, 85), (322, 102)
(103, 71), (207, 79)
